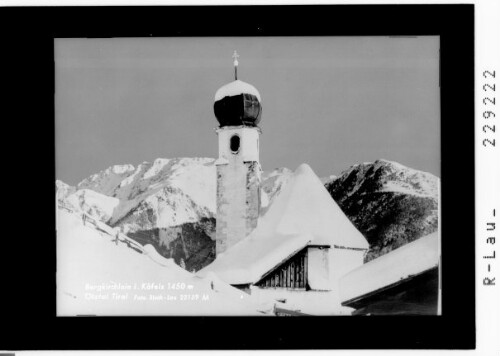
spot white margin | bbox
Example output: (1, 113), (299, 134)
(1, 0), (499, 355)
(475, 1), (500, 356)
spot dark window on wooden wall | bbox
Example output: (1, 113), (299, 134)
(256, 248), (308, 289)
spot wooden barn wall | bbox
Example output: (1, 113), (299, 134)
(256, 248), (308, 289)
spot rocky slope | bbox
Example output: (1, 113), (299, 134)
(77, 157), (217, 229)
(127, 217), (216, 272)
(325, 159), (439, 262)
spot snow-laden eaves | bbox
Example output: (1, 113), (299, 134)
(198, 233), (312, 285)
(340, 231), (440, 303)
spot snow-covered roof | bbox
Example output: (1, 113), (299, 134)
(198, 163), (369, 285)
(201, 232), (312, 285)
(214, 80), (261, 102)
(340, 231), (440, 303)
(256, 164), (368, 249)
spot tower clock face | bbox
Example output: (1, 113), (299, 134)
(230, 134), (240, 154)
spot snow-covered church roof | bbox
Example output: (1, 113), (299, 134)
(214, 80), (262, 102)
(340, 231), (440, 304)
(198, 163), (369, 285)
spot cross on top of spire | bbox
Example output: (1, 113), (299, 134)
(232, 50), (240, 80)
(232, 50), (240, 67)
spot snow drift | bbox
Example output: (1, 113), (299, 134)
(56, 208), (268, 316)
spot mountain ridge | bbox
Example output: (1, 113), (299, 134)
(325, 159), (439, 261)
(58, 157), (439, 268)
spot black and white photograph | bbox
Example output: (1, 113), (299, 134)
(0, 1), (485, 352)
(55, 36), (441, 316)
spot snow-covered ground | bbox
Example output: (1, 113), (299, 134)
(56, 208), (270, 316)
(249, 287), (354, 315)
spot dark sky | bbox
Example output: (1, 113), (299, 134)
(55, 36), (440, 185)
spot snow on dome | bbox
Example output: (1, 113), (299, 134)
(214, 80), (261, 102)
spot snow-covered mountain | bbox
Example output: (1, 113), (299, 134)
(57, 157), (439, 269)
(66, 189), (120, 223)
(56, 180), (76, 202)
(57, 158), (291, 271)
(325, 159), (439, 262)
(77, 163), (136, 197)
(77, 158), (216, 230)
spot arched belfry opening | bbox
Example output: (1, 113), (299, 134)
(214, 51), (263, 256)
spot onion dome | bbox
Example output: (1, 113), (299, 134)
(214, 80), (262, 127)
(213, 51), (262, 128)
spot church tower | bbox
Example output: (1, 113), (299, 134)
(214, 51), (262, 256)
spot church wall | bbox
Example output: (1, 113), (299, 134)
(245, 161), (261, 235)
(215, 126), (261, 255)
(307, 247), (330, 290)
(217, 126), (260, 162)
(215, 162), (248, 254)
(329, 247), (366, 292)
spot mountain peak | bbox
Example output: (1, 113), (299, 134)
(326, 159), (439, 262)
(109, 164), (135, 175)
(331, 159), (438, 199)
(58, 156), (439, 269)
